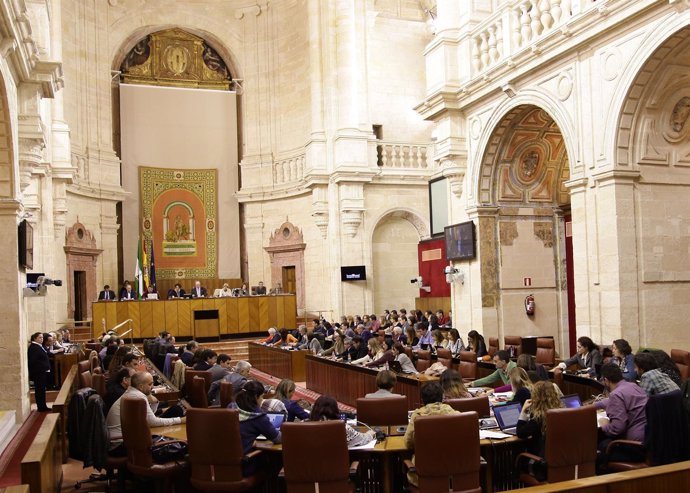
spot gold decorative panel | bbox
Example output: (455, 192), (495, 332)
(121, 28), (232, 90)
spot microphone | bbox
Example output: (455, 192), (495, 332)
(356, 420), (386, 442)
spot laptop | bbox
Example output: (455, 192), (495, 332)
(561, 394), (582, 408)
(388, 360), (403, 373)
(492, 402), (522, 435)
(266, 412), (285, 431)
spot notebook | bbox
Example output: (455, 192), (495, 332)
(560, 394), (582, 409)
(492, 402), (522, 435)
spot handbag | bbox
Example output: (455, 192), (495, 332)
(150, 437), (188, 463)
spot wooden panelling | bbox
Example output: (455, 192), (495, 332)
(164, 301), (179, 334)
(237, 297), (250, 332)
(21, 413), (62, 493)
(51, 365), (77, 461)
(92, 296), (297, 339)
(415, 296), (451, 314)
(248, 343), (306, 381)
(92, 303), (105, 330)
(305, 355), (429, 409)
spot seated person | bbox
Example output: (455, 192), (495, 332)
(633, 352), (680, 396)
(235, 380), (281, 475)
(467, 330), (488, 358)
(431, 329), (447, 351)
(191, 281), (207, 298)
(446, 329), (465, 356)
(208, 360), (252, 406)
(260, 327), (281, 345)
(216, 283), (233, 297)
(392, 342), (418, 374)
(275, 328), (298, 347)
(557, 336), (602, 375)
(364, 370), (400, 398)
(306, 332), (323, 355)
(310, 395), (374, 447)
(106, 371), (185, 456)
(145, 285), (158, 299)
(274, 379), (310, 421)
(404, 382), (460, 487)
(345, 335), (368, 362)
(611, 339), (636, 382)
(515, 381), (564, 481)
(180, 341), (199, 366)
(351, 339), (384, 366)
(193, 349), (217, 371)
(594, 363), (648, 468)
(104, 367), (135, 413)
(365, 339), (395, 368)
(254, 281), (267, 295)
(320, 330), (347, 358)
(209, 353), (233, 382)
(471, 350), (516, 388)
(509, 367), (532, 406)
(293, 325), (309, 349)
(516, 353), (549, 382)
(440, 368), (471, 400)
(167, 283), (185, 298)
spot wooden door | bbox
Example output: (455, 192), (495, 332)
(282, 266), (296, 294)
(73, 270), (87, 321)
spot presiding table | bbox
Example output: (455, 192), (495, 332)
(92, 294), (296, 339)
(247, 342), (307, 382)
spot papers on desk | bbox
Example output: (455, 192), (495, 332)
(468, 387), (485, 395)
(349, 439), (377, 450)
(480, 430), (512, 439)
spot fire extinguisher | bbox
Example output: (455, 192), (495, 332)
(524, 294), (535, 316)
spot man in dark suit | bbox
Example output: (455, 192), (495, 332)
(255, 281), (267, 295)
(167, 283), (185, 299)
(120, 283), (136, 300)
(28, 332), (51, 411)
(191, 280), (207, 298)
(98, 284), (117, 301)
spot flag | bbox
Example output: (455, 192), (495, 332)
(143, 239), (150, 291)
(135, 238), (144, 299)
(149, 238), (157, 291)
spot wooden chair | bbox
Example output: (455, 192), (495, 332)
(536, 338), (556, 368)
(219, 380), (234, 408)
(445, 396), (490, 418)
(458, 351), (478, 380)
(188, 376), (209, 408)
(488, 338), (499, 357)
(78, 370), (93, 389)
(356, 396), (408, 426)
(435, 348), (453, 369)
(671, 349), (690, 381)
(516, 406), (597, 485)
(404, 412), (481, 492)
(186, 408), (262, 491)
(504, 336), (522, 357)
(91, 372), (106, 397)
(415, 350), (432, 372)
(77, 360), (91, 375)
(120, 397), (188, 492)
(281, 421), (359, 493)
(184, 369), (212, 398)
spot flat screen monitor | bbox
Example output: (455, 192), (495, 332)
(444, 221), (476, 260)
(18, 219), (34, 270)
(341, 265), (366, 282)
(26, 272), (45, 289)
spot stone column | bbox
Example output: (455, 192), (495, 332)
(305, 0), (327, 178)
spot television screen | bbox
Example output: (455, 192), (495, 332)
(445, 221), (476, 260)
(26, 273), (45, 289)
(18, 220), (33, 270)
(341, 265), (367, 281)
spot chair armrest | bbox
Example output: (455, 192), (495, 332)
(514, 452), (545, 469)
(245, 449), (262, 460)
(403, 459), (415, 473)
(349, 460), (360, 481)
(278, 467), (284, 478)
(605, 439), (643, 455)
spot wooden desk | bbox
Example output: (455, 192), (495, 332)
(137, 354), (181, 402)
(247, 343), (307, 382)
(92, 294), (297, 339)
(558, 371), (605, 402)
(305, 355), (434, 410)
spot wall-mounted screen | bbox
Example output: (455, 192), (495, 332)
(445, 221), (476, 260)
(341, 265), (367, 281)
(18, 219), (34, 270)
(429, 177), (449, 237)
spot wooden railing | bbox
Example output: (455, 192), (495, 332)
(51, 364), (78, 462)
(20, 413), (62, 493)
(516, 459), (690, 492)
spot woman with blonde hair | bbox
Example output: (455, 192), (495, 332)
(351, 338), (384, 365)
(440, 368), (471, 400)
(274, 378), (310, 422)
(508, 367), (532, 406)
(516, 380), (563, 470)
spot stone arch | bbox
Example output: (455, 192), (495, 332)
(0, 64), (16, 199)
(368, 208), (430, 243)
(470, 90), (576, 207)
(615, 22), (690, 167)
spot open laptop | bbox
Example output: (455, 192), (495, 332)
(492, 402), (522, 435)
(561, 394), (582, 409)
(266, 412), (285, 431)
(388, 360), (403, 373)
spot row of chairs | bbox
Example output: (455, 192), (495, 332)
(487, 336), (557, 367)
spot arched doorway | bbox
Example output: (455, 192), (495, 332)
(475, 105), (572, 354)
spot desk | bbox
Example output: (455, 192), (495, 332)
(136, 353), (181, 402)
(92, 294), (297, 339)
(557, 371), (605, 402)
(247, 343), (307, 381)
(305, 355), (435, 410)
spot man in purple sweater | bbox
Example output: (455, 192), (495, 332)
(595, 363), (648, 469)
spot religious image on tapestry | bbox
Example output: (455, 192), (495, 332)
(140, 167), (217, 279)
